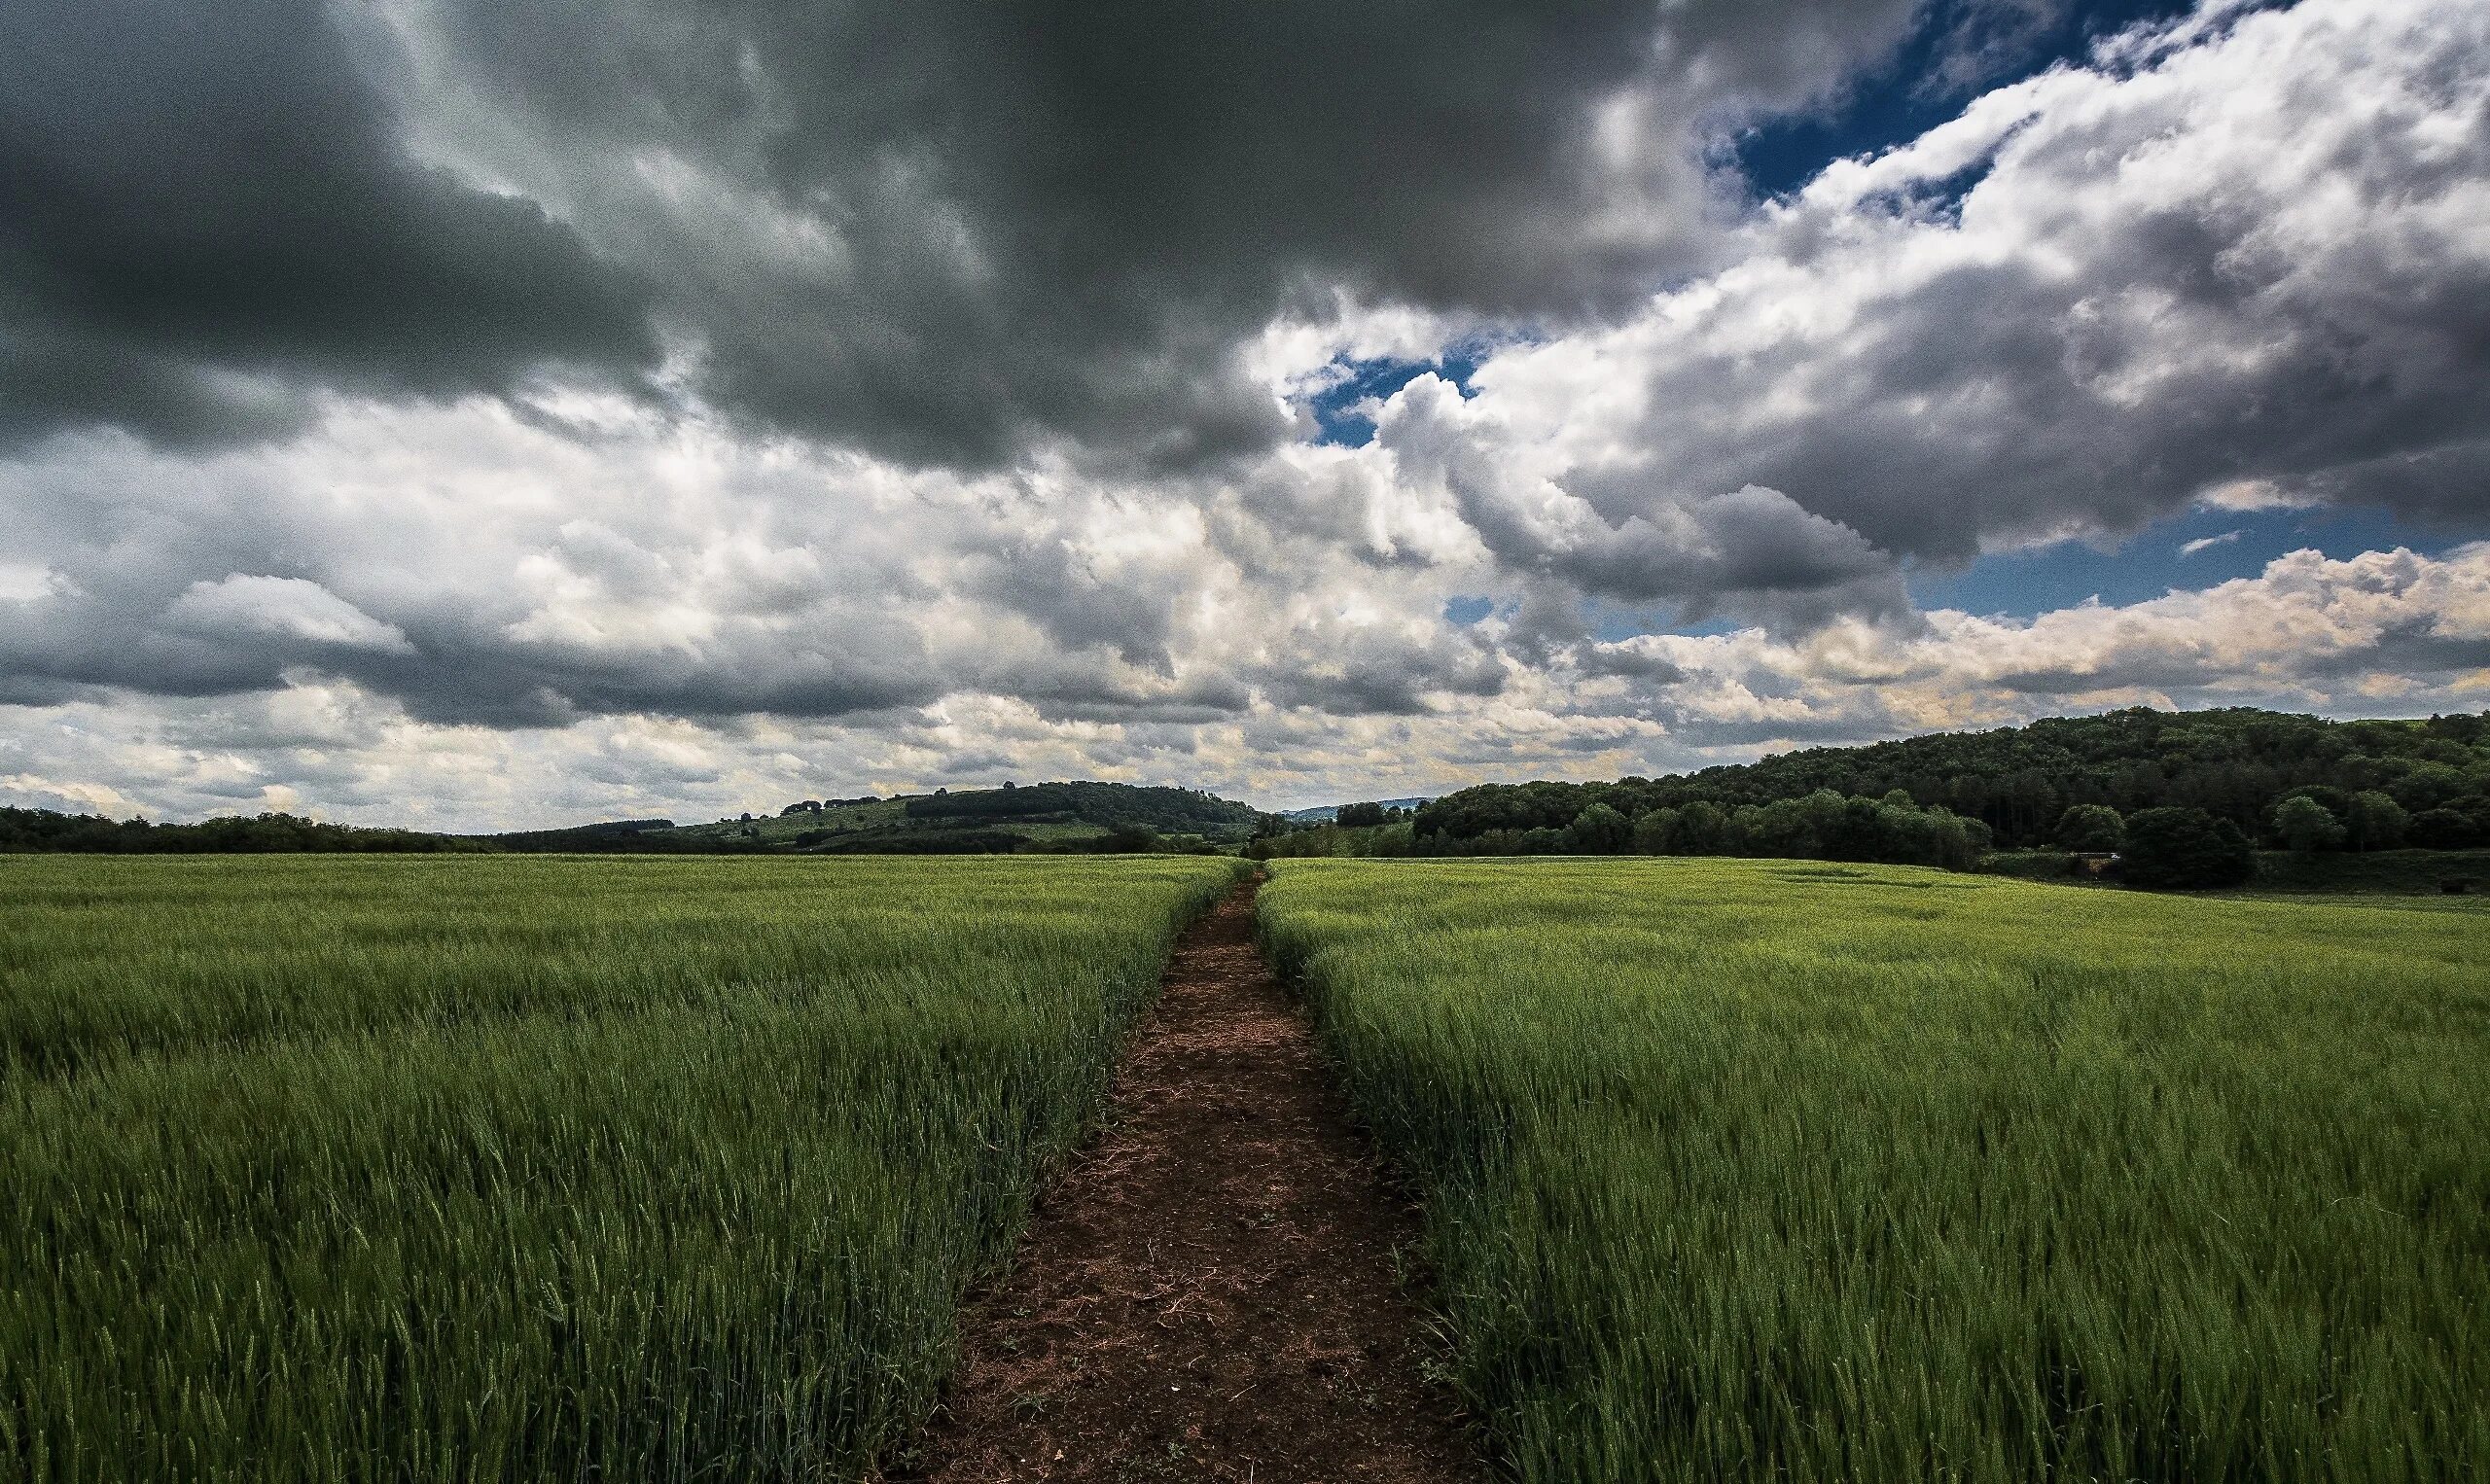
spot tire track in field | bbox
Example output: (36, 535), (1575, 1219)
(897, 875), (1478, 1482)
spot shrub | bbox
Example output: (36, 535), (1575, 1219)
(2271, 795), (2345, 854)
(1669, 799), (1731, 855)
(1561, 802), (1632, 854)
(2053, 803), (2127, 852)
(2344, 791), (2411, 851)
(2409, 807), (2485, 850)
(2121, 807), (2257, 889)
(1630, 806), (1677, 855)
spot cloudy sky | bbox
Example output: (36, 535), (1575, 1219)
(5, 0), (2488, 828)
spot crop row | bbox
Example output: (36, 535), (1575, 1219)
(1261, 858), (2489, 1482)
(1, 855), (1241, 1482)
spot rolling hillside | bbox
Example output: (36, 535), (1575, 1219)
(1414, 707), (2490, 850)
(492, 781), (1261, 854)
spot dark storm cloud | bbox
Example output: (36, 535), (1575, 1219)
(0, 0), (1946, 465)
(1578, 645), (1688, 684)
(0, 0), (657, 451)
(0, 579), (404, 702)
(1705, 235), (2490, 558)
(374, 641), (947, 727)
(387, 0), (1918, 470)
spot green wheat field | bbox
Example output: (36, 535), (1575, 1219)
(5, 853), (2485, 1481)
(1260, 859), (2489, 1483)
(1, 855), (1239, 1481)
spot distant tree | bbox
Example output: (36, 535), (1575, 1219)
(2386, 761), (2472, 813)
(1562, 802), (1632, 854)
(2053, 803), (2127, 852)
(2277, 784), (2354, 820)
(2343, 791), (2410, 851)
(1818, 795), (1890, 862)
(1335, 801), (1389, 829)
(1630, 806), (1677, 855)
(1732, 791), (1848, 860)
(1669, 799), (1731, 855)
(2408, 806), (2484, 850)
(2271, 795), (2344, 855)
(1339, 822), (1409, 857)
(2120, 807), (2256, 889)
(1869, 799), (1986, 871)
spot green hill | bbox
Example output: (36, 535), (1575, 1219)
(1411, 707), (2490, 854)
(497, 781), (1261, 855)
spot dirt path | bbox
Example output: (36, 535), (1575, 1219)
(899, 876), (1479, 1483)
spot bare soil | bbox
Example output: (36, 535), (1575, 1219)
(895, 875), (1480, 1483)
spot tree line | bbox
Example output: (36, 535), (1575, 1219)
(1610, 707), (2490, 848)
(0, 808), (487, 854)
(1400, 710), (2486, 843)
(1256, 789), (1992, 870)
(1256, 707), (2490, 888)
(903, 780), (1259, 834)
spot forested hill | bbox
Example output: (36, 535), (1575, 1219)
(1414, 707), (2490, 851)
(494, 780), (1262, 853)
(900, 781), (1254, 834)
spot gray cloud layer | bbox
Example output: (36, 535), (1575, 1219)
(4, 0), (2490, 826)
(0, 0), (658, 451)
(7, 0), (1931, 464)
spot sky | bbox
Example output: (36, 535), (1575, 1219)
(4, 0), (2488, 828)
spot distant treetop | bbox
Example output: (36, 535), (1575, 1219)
(1411, 707), (2489, 853)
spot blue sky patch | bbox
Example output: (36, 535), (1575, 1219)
(1307, 350), (1482, 446)
(1735, 0), (2201, 199)
(1907, 504), (2485, 618)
